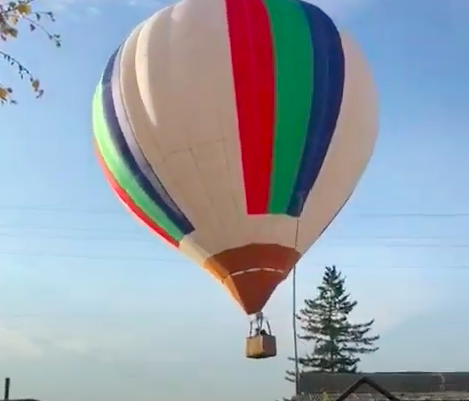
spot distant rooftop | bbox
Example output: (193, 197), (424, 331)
(298, 372), (469, 398)
(294, 392), (469, 401)
(1, 399), (41, 401)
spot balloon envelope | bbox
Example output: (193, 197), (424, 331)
(92, 0), (378, 315)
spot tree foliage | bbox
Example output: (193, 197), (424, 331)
(0, 0), (61, 104)
(287, 265), (380, 380)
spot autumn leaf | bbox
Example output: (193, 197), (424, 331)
(0, 0), (61, 104)
(0, 87), (9, 100)
(16, 3), (31, 14)
(31, 78), (39, 90)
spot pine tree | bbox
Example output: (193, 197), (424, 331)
(286, 265), (379, 379)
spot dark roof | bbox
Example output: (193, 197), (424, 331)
(294, 392), (469, 401)
(2, 399), (41, 401)
(1, 399), (41, 401)
(298, 372), (469, 394)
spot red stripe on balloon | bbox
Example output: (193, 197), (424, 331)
(94, 141), (179, 248)
(225, 0), (275, 214)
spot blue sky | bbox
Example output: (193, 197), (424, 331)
(0, 0), (467, 400)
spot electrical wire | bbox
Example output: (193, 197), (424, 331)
(0, 222), (144, 234)
(359, 212), (469, 218)
(0, 229), (468, 249)
(0, 249), (181, 262)
(0, 244), (462, 270)
(0, 205), (466, 269)
(0, 204), (468, 217)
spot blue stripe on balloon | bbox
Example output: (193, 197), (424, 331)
(101, 47), (194, 234)
(110, 46), (195, 234)
(286, 2), (345, 217)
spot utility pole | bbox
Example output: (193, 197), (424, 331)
(4, 377), (10, 400)
(292, 194), (303, 397)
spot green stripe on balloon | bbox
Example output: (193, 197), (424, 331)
(92, 84), (185, 242)
(266, 0), (314, 214)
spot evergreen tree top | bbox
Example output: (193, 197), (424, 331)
(286, 265), (380, 377)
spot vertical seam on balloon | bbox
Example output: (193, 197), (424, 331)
(115, 22), (188, 247)
(188, 143), (226, 244)
(96, 56), (184, 241)
(286, 3), (345, 217)
(150, 7), (178, 169)
(224, 0), (275, 215)
(217, 110), (243, 222)
(166, 5), (224, 244)
(101, 48), (187, 239)
(112, 42), (196, 235)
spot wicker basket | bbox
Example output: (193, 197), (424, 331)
(246, 334), (277, 359)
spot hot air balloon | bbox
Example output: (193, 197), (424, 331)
(92, 0), (378, 359)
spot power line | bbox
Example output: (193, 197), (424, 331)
(0, 205), (125, 215)
(0, 219), (465, 246)
(0, 217), (464, 237)
(0, 226), (468, 249)
(0, 248), (465, 270)
(1, 230), (469, 248)
(0, 222), (144, 234)
(330, 243), (469, 248)
(359, 212), (469, 218)
(0, 204), (469, 218)
(308, 264), (469, 270)
(0, 249), (181, 262)
(0, 231), (154, 242)
(0, 206), (466, 268)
